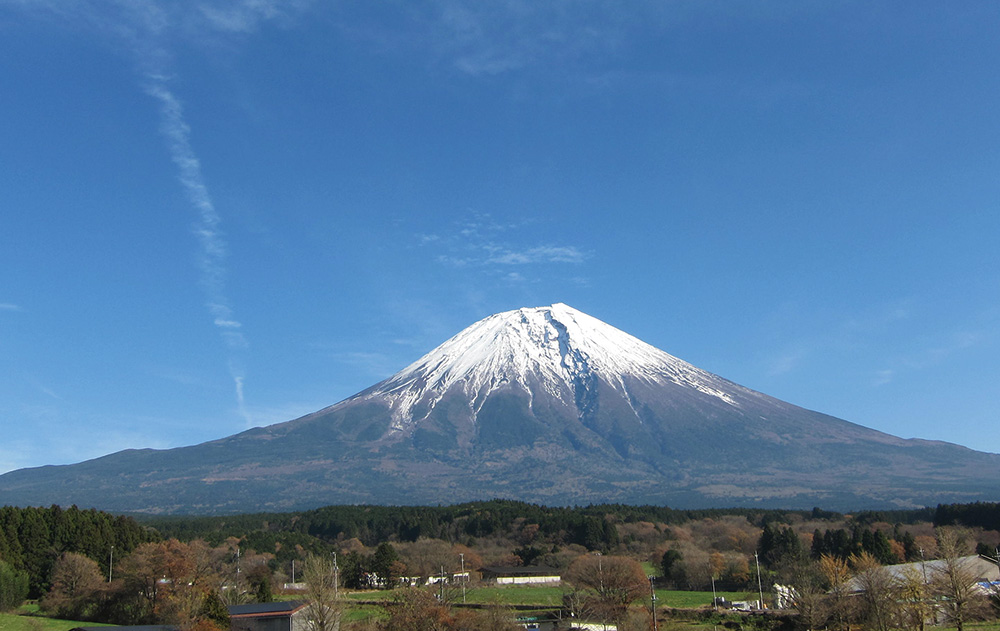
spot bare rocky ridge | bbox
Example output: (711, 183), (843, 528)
(1, 304), (998, 514)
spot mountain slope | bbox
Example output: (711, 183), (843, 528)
(2, 303), (997, 514)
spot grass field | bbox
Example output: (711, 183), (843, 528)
(0, 607), (109, 631)
(341, 585), (755, 609)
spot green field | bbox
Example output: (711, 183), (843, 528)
(0, 609), (109, 631)
(342, 585), (755, 609)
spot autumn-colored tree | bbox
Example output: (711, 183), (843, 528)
(819, 554), (854, 631)
(709, 552), (725, 579)
(303, 553), (343, 631)
(98, 539), (234, 629)
(398, 538), (458, 579)
(246, 563), (273, 603)
(851, 552), (899, 631)
(897, 565), (930, 631)
(109, 541), (170, 623)
(380, 587), (451, 631)
(724, 555), (750, 586)
(451, 600), (520, 631)
(565, 554), (647, 626)
(42, 552), (104, 620)
(931, 528), (990, 631)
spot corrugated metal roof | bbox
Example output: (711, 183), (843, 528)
(480, 566), (560, 576)
(228, 600), (308, 617)
(847, 555), (1000, 592)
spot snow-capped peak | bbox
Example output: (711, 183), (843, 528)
(362, 304), (736, 429)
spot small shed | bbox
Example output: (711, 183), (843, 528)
(228, 600), (310, 631)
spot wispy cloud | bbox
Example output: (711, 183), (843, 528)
(890, 329), (987, 373)
(420, 211), (589, 279)
(767, 350), (805, 377)
(487, 245), (586, 265)
(872, 369), (894, 386)
(764, 301), (994, 392)
(29, 380), (61, 400)
(198, 0), (282, 33)
(233, 371), (252, 426)
(405, 1), (628, 77)
(0, 303), (22, 312)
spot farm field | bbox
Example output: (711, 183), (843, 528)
(341, 585), (755, 608)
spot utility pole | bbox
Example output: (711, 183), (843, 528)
(712, 571), (718, 611)
(993, 548), (1000, 598)
(595, 552), (604, 593)
(108, 545), (114, 583)
(332, 552), (339, 599)
(236, 546), (242, 598)
(649, 575), (658, 631)
(460, 553), (466, 604)
(754, 552), (764, 610)
(595, 553), (605, 631)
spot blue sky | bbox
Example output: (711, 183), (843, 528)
(2, 1), (998, 477)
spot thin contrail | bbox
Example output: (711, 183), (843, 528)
(146, 78), (253, 427)
(12, 0), (304, 431)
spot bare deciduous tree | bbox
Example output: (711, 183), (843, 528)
(303, 554), (343, 631)
(897, 565), (930, 631)
(931, 528), (990, 631)
(42, 552), (104, 620)
(851, 552), (898, 631)
(819, 554), (854, 631)
(565, 554), (647, 626)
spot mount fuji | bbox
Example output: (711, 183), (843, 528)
(2, 303), (998, 514)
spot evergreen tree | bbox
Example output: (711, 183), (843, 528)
(0, 560), (29, 612)
(200, 589), (231, 630)
(660, 549), (686, 587)
(371, 542), (399, 586)
(18, 507), (53, 597)
(759, 524), (802, 568)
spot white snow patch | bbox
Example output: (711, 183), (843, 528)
(360, 304), (738, 429)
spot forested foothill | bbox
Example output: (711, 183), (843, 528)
(0, 500), (998, 631)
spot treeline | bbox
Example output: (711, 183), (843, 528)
(145, 500), (845, 551)
(139, 500), (953, 577)
(4, 499), (990, 607)
(934, 501), (1000, 531)
(0, 505), (158, 598)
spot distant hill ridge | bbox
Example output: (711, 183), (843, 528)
(1, 304), (998, 514)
